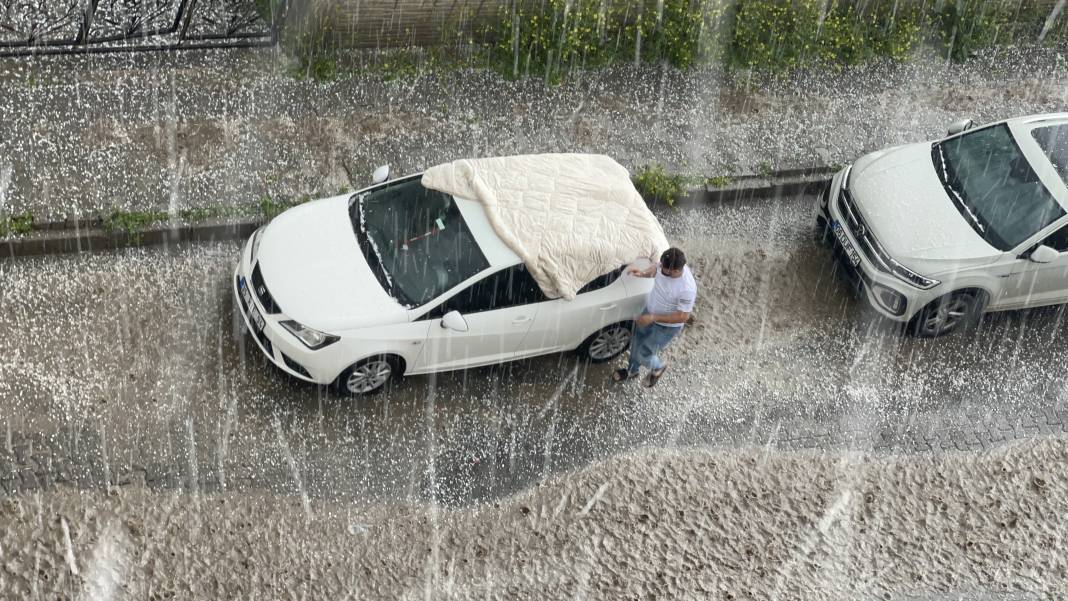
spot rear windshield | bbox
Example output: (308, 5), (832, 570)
(933, 124), (1065, 251)
(350, 177), (489, 307)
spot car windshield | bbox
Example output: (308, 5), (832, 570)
(349, 177), (489, 307)
(1031, 124), (1068, 186)
(933, 124), (1065, 251)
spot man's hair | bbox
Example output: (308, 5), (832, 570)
(660, 247), (686, 270)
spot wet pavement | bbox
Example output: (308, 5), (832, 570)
(3, 192), (1068, 507)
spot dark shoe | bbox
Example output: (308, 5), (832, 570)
(612, 368), (638, 382)
(643, 366), (667, 388)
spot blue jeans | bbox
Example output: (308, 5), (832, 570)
(627, 318), (681, 374)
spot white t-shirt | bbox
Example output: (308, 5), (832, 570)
(645, 265), (697, 327)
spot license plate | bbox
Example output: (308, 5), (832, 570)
(832, 221), (861, 267)
(239, 278), (265, 331)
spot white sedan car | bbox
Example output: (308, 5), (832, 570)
(817, 113), (1068, 336)
(233, 171), (653, 395)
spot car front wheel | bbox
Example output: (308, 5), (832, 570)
(908, 291), (982, 338)
(336, 356), (399, 395)
(579, 322), (634, 363)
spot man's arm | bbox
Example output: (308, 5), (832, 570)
(636, 310), (690, 326)
(627, 265), (657, 278)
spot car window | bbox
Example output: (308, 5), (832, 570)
(429, 264), (547, 317)
(577, 265), (625, 295)
(1041, 224), (1068, 253)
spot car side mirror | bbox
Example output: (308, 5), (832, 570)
(440, 310), (469, 332)
(371, 164), (390, 185)
(947, 119), (976, 136)
(1028, 244), (1059, 264)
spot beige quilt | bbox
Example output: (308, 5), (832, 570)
(421, 154), (669, 300)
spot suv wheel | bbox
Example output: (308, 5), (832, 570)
(336, 356), (399, 395)
(908, 292), (982, 338)
(579, 322), (633, 363)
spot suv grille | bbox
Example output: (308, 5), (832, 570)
(251, 263), (281, 314)
(236, 275), (274, 357)
(837, 189), (893, 273)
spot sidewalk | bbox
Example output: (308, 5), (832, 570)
(0, 44), (1066, 222)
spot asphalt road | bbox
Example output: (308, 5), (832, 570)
(2, 190), (1068, 507)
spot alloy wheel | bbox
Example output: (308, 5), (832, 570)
(588, 326), (631, 360)
(921, 297), (970, 336)
(346, 360), (392, 394)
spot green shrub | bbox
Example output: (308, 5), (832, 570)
(102, 209), (169, 234)
(285, 5), (343, 81)
(490, 0), (730, 82)
(937, 0), (1068, 61)
(633, 0), (732, 69)
(729, 0), (923, 71)
(706, 174), (733, 187)
(0, 212), (34, 237)
(939, 0), (1011, 61)
(259, 195), (289, 220)
(633, 163), (685, 207)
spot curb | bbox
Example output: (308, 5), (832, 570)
(1, 166), (837, 259)
(3, 220), (264, 259)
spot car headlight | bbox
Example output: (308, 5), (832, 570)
(889, 264), (940, 290)
(280, 320), (340, 350)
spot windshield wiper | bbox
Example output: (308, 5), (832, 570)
(932, 142), (986, 234)
(349, 193), (413, 307)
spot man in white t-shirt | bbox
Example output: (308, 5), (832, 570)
(612, 247), (697, 388)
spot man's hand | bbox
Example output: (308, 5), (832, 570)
(636, 314), (655, 327)
(627, 265), (656, 278)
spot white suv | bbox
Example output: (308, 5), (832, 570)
(817, 113), (1068, 337)
(233, 171), (655, 395)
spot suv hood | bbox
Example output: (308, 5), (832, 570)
(849, 142), (1002, 274)
(255, 195), (410, 332)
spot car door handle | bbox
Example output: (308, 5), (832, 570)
(512, 316), (531, 324)
(598, 304), (617, 311)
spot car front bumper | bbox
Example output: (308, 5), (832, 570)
(817, 168), (933, 323)
(232, 235), (336, 385)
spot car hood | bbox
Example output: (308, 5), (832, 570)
(849, 142), (1002, 275)
(255, 195), (410, 332)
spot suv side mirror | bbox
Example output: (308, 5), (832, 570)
(440, 310), (469, 332)
(1029, 244), (1059, 264)
(372, 164), (390, 185)
(947, 119), (976, 136)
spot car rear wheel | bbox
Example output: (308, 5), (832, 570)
(336, 356), (400, 395)
(908, 291), (982, 338)
(579, 322), (634, 363)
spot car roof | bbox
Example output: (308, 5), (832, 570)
(1006, 114), (1068, 206)
(1009, 112), (1068, 127)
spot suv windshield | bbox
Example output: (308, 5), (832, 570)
(349, 177), (489, 307)
(933, 124), (1065, 251)
(1031, 124), (1068, 186)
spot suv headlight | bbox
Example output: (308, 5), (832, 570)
(889, 265), (940, 290)
(281, 320), (340, 350)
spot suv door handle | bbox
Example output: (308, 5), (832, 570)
(512, 316), (531, 324)
(598, 304), (617, 311)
